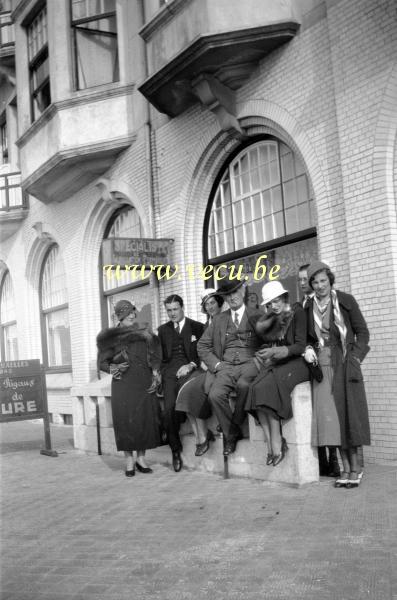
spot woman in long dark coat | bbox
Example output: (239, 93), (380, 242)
(246, 281), (310, 466)
(97, 300), (162, 477)
(303, 261), (370, 488)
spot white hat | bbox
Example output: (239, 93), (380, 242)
(261, 281), (289, 305)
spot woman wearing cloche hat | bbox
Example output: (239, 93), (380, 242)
(175, 288), (224, 456)
(245, 280), (310, 467)
(304, 261), (370, 488)
(96, 300), (162, 477)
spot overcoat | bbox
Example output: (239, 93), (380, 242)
(97, 323), (162, 452)
(305, 290), (370, 448)
(246, 305), (310, 420)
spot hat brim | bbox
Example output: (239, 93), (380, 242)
(216, 279), (245, 296)
(260, 290), (288, 305)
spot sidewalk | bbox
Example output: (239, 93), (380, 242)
(1, 420), (396, 600)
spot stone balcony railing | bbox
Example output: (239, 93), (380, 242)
(71, 379), (319, 486)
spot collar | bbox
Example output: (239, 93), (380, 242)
(175, 317), (186, 331)
(231, 305), (246, 322)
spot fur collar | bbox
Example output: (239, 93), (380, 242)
(97, 322), (153, 351)
(257, 308), (294, 343)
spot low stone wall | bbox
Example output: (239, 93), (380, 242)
(72, 378), (319, 485)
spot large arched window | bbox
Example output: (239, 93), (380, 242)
(0, 271), (18, 361)
(101, 205), (153, 328)
(206, 139), (318, 303)
(40, 245), (72, 368)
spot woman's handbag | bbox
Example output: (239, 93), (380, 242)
(303, 346), (323, 382)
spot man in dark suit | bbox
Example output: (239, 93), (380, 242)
(197, 279), (262, 455)
(158, 294), (204, 472)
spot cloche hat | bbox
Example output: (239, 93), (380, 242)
(114, 299), (135, 321)
(306, 261), (330, 284)
(260, 281), (289, 305)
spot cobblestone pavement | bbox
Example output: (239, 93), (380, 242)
(1, 420), (396, 600)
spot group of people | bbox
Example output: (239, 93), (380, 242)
(96, 260), (371, 489)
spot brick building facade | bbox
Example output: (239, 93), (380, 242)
(0, 0), (396, 464)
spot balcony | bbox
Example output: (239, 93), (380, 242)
(16, 85), (136, 203)
(139, 0), (299, 120)
(0, 171), (29, 241)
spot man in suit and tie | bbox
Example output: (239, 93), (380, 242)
(197, 278), (262, 455)
(158, 294), (204, 472)
(298, 264), (313, 308)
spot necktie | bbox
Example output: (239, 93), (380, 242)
(175, 323), (180, 334)
(234, 312), (239, 328)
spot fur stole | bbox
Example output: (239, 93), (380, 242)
(96, 322), (154, 352)
(257, 307), (294, 344)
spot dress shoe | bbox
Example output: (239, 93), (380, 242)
(195, 429), (215, 457)
(172, 451), (183, 472)
(272, 437), (288, 467)
(125, 469), (135, 477)
(223, 438), (238, 456)
(135, 462), (153, 474)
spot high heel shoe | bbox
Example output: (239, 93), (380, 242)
(272, 437), (288, 467)
(266, 453), (274, 466)
(125, 469), (135, 477)
(334, 471), (350, 488)
(135, 462), (153, 474)
(195, 429), (215, 457)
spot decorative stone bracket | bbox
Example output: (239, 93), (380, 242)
(191, 73), (248, 141)
(95, 178), (127, 206)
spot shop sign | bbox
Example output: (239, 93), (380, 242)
(102, 238), (173, 267)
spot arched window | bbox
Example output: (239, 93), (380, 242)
(101, 205), (153, 327)
(0, 271), (18, 360)
(205, 139), (318, 303)
(40, 245), (72, 368)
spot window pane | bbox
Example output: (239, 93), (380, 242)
(281, 150), (294, 181)
(235, 225), (244, 249)
(243, 197), (252, 222)
(0, 272), (16, 323)
(252, 193), (261, 219)
(42, 247), (68, 309)
(223, 205), (232, 229)
(46, 308), (72, 367)
(222, 178), (231, 206)
(283, 179), (297, 209)
(244, 222), (254, 246)
(4, 323), (18, 361)
(285, 206), (298, 234)
(107, 206), (142, 238)
(75, 23), (119, 89)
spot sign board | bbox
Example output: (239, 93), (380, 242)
(0, 359), (56, 455)
(102, 238), (173, 267)
(0, 359), (45, 422)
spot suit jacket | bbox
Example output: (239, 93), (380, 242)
(158, 317), (204, 372)
(197, 307), (263, 373)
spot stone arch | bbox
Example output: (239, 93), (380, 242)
(180, 100), (329, 315)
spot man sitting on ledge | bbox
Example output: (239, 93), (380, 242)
(197, 278), (262, 455)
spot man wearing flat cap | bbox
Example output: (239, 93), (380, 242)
(197, 276), (262, 455)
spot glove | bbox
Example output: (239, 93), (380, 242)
(109, 362), (129, 380)
(303, 346), (318, 365)
(269, 346), (289, 360)
(147, 371), (162, 394)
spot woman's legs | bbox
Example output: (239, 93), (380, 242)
(124, 451), (134, 472)
(187, 413), (208, 444)
(136, 449), (148, 468)
(269, 414), (282, 456)
(257, 410), (272, 455)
